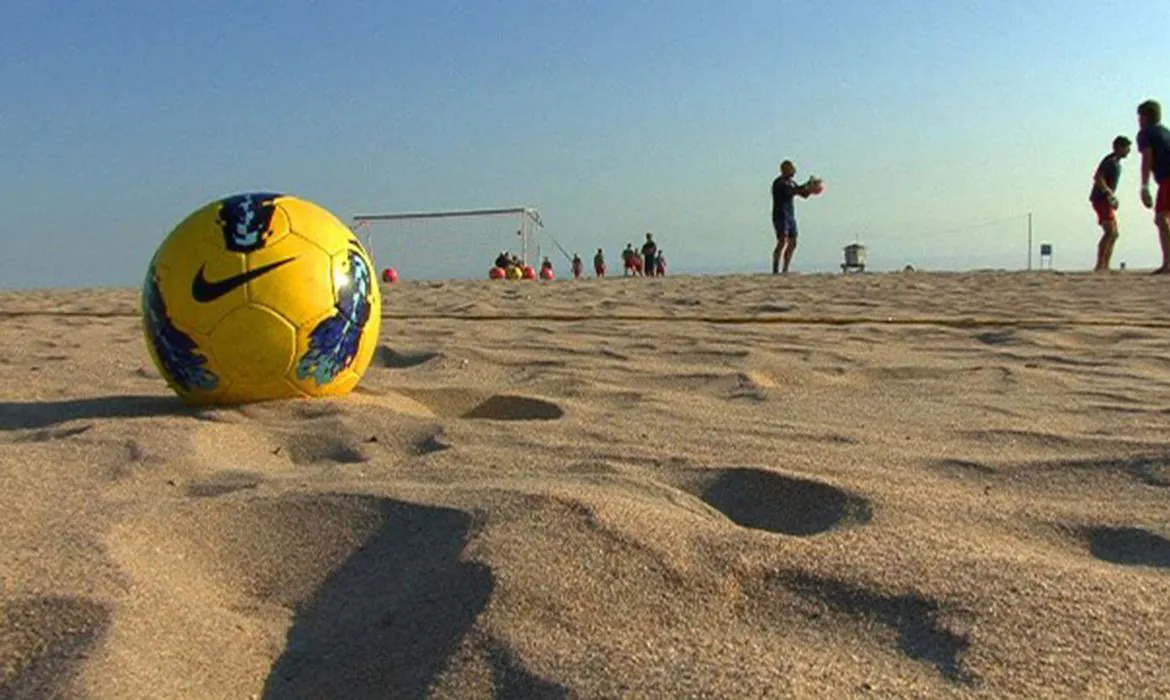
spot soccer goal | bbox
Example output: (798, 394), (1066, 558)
(351, 206), (550, 280)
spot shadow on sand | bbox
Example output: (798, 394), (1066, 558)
(1087, 526), (1170, 569)
(775, 571), (976, 686)
(0, 394), (193, 431)
(261, 498), (494, 700)
(0, 596), (112, 698)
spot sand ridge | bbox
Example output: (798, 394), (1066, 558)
(1, 271), (1168, 698)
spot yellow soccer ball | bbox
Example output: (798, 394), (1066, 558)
(141, 192), (382, 406)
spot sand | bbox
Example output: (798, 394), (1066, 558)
(1, 270), (1168, 699)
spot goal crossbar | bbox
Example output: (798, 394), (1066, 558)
(351, 206), (545, 272)
(352, 207), (543, 227)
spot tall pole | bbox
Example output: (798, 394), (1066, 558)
(1027, 211), (1033, 271)
(520, 215), (528, 266)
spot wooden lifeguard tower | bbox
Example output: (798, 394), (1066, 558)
(841, 243), (866, 273)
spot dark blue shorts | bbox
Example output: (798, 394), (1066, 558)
(773, 215), (798, 238)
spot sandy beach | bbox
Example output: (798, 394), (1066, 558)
(2, 270), (1168, 698)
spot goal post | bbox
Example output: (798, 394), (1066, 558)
(351, 206), (546, 280)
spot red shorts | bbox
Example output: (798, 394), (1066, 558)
(1157, 181), (1170, 214)
(1092, 198), (1116, 225)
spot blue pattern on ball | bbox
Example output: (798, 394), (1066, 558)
(217, 192), (283, 253)
(296, 244), (374, 386)
(142, 264), (219, 392)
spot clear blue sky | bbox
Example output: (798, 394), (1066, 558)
(2, 0), (1168, 287)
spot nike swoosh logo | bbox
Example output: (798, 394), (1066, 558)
(191, 257), (296, 303)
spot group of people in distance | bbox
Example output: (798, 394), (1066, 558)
(1091, 99), (1170, 273)
(563, 232), (668, 279)
(617, 233), (666, 277)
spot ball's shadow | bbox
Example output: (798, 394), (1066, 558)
(0, 394), (195, 431)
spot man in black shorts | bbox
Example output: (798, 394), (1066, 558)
(641, 233), (658, 278)
(771, 160), (814, 274)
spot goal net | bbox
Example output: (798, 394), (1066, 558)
(352, 207), (552, 281)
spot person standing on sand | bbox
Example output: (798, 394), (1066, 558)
(1137, 99), (1170, 273)
(771, 160), (815, 274)
(594, 248), (606, 277)
(1090, 135), (1131, 272)
(641, 233), (658, 278)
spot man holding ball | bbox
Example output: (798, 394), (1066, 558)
(770, 160), (823, 274)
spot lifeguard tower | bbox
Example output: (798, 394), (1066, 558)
(1039, 243), (1053, 270)
(841, 243), (866, 273)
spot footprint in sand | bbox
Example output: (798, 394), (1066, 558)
(461, 395), (564, 421)
(414, 429), (451, 455)
(390, 388), (565, 422)
(375, 345), (442, 369)
(279, 434), (369, 465)
(1084, 526), (1170, 569)
(669, 467), (872, 536)
(186, 470), (264, 498)
(7, 424), (93, 444)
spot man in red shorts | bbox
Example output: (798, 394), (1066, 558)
(1090, 136), (1131, 272)
(1137, 99), (1170, 273)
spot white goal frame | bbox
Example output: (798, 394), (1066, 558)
(351, 206), (545, 270)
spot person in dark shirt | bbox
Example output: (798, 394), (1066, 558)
(771, 160), (815, 274)
(641, 233), (658, 278)
(1090, 136), (1131, 272)
(594, 248), (606, 277)
(1137, 99), (1170, 273)
(571, 253), (583, 279)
